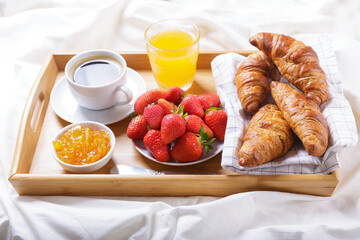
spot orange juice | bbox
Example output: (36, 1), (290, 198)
(146, 22), (200, 90)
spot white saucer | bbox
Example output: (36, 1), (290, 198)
(133, 139), (224, 166)
(50, 67), (147, 125)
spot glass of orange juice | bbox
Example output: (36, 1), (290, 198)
(145, 19), (200, 91)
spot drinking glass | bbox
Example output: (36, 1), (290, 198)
(145, 19), (200, 91)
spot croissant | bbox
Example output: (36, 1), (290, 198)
(238, 104), (294, 167)
(235, 51), (281, 114)
(271, 81), (328, 156)
(249, 32), (328, 105)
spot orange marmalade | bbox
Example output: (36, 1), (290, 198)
(53, 125), (111, 165)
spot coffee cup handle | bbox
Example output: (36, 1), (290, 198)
(114, 85), (133, 106)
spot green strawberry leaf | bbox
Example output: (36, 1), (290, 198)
(197, 126), (215, 154)
(204, 145), (210, 153)
(175, 105), (188, 123)
(180, 92), (187, 101)
(205, 106), (222, 115)
(204, 142), (214, 153)
(170, 102), (177, 113)
(177, 105), (184, 115)
(129, 112), (138, 119)
(202, 131), (209, 140)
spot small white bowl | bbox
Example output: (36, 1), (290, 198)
(51, 121), (115, 173)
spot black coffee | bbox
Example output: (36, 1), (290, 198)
(73, 59), (122, 87)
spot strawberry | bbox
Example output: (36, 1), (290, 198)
(134, 89), (166, 115)
(185, 115), (214, 139)
(157, 98), (178, 115)
(143, 104), (164, 129)
(165, 87), (185, 105)
(160, 106), (187, 144)
(143, 130), (170, 162)
(204, 107), (228, 141)
(126, 115), (148, 140)
(197, 93), (220, 111)
(180, 95), (204, 118)
(171, 126), (215, 162)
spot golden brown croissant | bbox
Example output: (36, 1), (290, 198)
(249, 32), (328, 105)
(271, 81), (329, 156)
(238, 104), (294, 167)
(235, 51), (281, 114)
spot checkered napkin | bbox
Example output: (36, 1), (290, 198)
(211, 34), (358, 175)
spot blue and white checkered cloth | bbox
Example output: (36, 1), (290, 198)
(211, 34), (358, 175)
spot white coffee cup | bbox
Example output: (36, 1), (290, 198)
(65, 49), (133, 110)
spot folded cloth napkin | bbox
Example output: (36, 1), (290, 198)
(211, 34), (358, 175)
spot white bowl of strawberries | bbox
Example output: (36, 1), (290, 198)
(126, 87), (228, 165)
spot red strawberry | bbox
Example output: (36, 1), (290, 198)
(160, 106), (187, 144)
(127, 115), (148, 140)
(180, 95), (204, 118)
(157, 98), (178, 115)
(134, 89), (166, 115)
(165, 87), (185, 105)
(143, 130), (170, 162)
(143, 104), (164, 129)
(185, 115), (214, 139)
(197, 93), (220, 111)
(204, 107), (228, 141)
(171, 126), (214, 162)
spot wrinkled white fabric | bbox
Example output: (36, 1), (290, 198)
(1, 0), (360, 239)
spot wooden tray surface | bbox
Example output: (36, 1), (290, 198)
(9, 51), (339, 196)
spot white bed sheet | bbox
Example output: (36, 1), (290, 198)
(1, 0), (360, 239)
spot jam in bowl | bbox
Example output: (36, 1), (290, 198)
(51, 121), (115, 173)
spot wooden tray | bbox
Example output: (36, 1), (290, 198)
(9, 51), (339, 197)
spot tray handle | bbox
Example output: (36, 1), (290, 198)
(29, 90), (46, 133)
(10, 55), (59, 175)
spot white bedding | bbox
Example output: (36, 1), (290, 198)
(1, 0), (360, 239)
